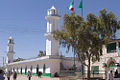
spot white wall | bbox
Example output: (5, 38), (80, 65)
(7, 58), (61, 76)
(62, 60), (81, 70)
(50, 59), (61, 76)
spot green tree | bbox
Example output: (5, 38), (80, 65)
(53, 9), (120, 80)
(38, 50), (46, 57)
(13, 57), (24, 62)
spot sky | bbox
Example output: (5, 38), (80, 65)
(0, 0), (120, 66)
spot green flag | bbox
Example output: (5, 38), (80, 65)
(78, 0), (82, 9)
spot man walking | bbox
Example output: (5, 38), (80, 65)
(13, 71), (17, 80)
(6, 71), (11, 80)
(108, 70), (113, 80)
(27, 71), (32, 80)
(0, 69), (5, 80)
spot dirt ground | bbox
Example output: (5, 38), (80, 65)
(4, 75), (82, 80)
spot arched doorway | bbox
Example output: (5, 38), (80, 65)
(109, 61), (115, 67)
(21, 67), (22, 74)
(30, 66), (32, 73)
(25, 66), (27, 74)
(43, 64), (46, 73)
(107, 57), (116, 72)
(36, 64), (39, 74)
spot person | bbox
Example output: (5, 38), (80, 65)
(114, 69), (118, 78)
(38, 71), (42, 78)
(54, 72), (59, 77)
(6, 71), (11, 80)
(108, 70), (113, 80)
(0, 69), (5, 80)
(13, 71), (17, 80)
(27, 71), (32, 80)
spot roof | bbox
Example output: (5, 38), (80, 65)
(9, 36), (14, 40)
(50, 6), (56, 10)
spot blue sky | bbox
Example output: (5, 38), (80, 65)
(0, 0), (120, 65)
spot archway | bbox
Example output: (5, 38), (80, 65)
(43, 64), (46, 73)
(25, 66), (27, 74)
(109, 61), (115, 68)
(21, 67), (22, 74)
(36, 65), (39, 74)
(107, 57), (116, 68)
(30, 66), (32, 73)
(106, 57), (116, 72)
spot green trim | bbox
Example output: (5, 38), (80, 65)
(110, 64), (115, 67)
(19, 72), (36, 75)
(42, 73), (51, 77)
(43, 64), (46, 73)
(31, 73), (36, 75)
(36, 65), (39, 74)
(25, 66), (27, 74)
(20, 67), (22, 74)
(17, 72), (51, 77)
(21, 73), (26, 75)
(30, 66), (33, 73)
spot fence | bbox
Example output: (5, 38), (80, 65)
(60, 69), (105, 79)
(60, 70), (76, 76)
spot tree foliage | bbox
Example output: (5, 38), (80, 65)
(38, 50), (46, 57)
(53, 8), (120, 79)
(13, 57), (24, 62)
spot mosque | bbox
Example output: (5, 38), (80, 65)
(5, 6), (81, 77)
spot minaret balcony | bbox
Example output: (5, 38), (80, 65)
(7, 51), (15, 54)
(45, 16), (60, 20)
(45, 33), (53, 37)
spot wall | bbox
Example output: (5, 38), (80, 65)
(84, 40), (120, 78)
(7, 58), (55, 76)
(62, 58), (81, 70)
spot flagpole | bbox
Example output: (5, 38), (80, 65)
(81, 0), (83, 17)
(80, 0), (84, 76)
(72, 0), (76, 75)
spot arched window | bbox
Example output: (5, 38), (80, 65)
(17, 67), (18, 73)
(53, 10), (55, 15)
(81, 64), (84, 75)
(30, 66), (33, 73)
(13, 67), (15, 72)
(25, 66), (27, 74)
(43, 64), (46, 73)
(36, 64), (39, 74)
(109, 61), (115, 67)
(21, 67), (22, 74)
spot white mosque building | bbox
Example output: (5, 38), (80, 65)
(5, 6), (81, 77)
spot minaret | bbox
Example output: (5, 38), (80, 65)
(45, 6), (61, 56)
(6, 37), (15, 63)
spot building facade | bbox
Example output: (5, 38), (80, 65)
(85, 39), (120, 79)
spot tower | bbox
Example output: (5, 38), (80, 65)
(6, 37), (15, 63)
(45, 6), (61, 56)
